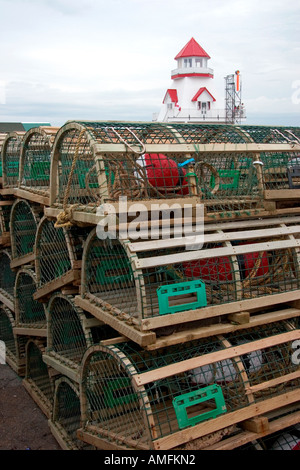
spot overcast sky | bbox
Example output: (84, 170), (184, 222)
(0, 0), (299, 127)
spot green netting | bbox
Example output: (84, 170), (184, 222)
(0, 306), (16, 358)
(82, 228), (300, 325)
(10, 200), (40, 261)
(20, 129), (53, 192)
(51, 378), (87, 450)
(0, 250), (16, 299)
(2, 133), (23, 188)
(25, 340), (54, 409)
(46, 294), (117, 372)
(15, 269), (46, 328)
(80, 320), (300, 450)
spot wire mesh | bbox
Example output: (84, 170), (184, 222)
(24, 339), (54, 411)
(0, 305), (16, 358)
(51, 378), (88, 450)
(2, 132), (24, 188)
(20, 127), (58, 194)
(15, 269), (46, 329)
(0, 250), (16, 300)
(46, 294), (117, 373)
(0, 201), (12, 237)
(35, 217), (89, 292)
(80, 319), (300, 449)
(10, 200), (41, 262)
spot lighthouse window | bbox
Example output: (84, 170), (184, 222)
(184, 58), (192, 68)
(196, 59), (202, 68)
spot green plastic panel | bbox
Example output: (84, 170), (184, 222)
(173, 384), (227, 429)
(157, 280), (207, 315)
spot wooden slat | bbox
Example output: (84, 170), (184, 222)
(135, 238), (300, 269)
(146, 307), (300, 350)
(128, 225), (300, 253)
(134, 329), (300, 386)
(265, 189), (300, 200)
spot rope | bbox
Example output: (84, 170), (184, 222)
(54, 128), (86, 228)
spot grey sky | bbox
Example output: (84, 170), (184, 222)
(0, 0), (299, 126)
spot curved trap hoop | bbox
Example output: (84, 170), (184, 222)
(43, 293), (118, 382)
(33, 216), (91, 301)
(10, 199), (43, 269)
(22, 338), (56, 418)
(0, 304), (26, 375)
(14, 267), (47, 336)
(0, 249), (16, 312)
(49, 377), (92, 450)
(1, 131), (24, 192)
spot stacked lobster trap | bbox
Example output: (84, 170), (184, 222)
(1, 120), (300, 451)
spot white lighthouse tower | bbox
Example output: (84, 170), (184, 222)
(155, 38), (227, 123)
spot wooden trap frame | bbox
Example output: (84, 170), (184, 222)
(77, 319), (300, 451)
(22, 338), (57, 419)
(0, 304), (26, 375)
(1, 131), (25, 195)
(76, 215), (300, 348)
(14, 267), (47, 337)
(42, 293), (119, 383)
(0, 197), (12, 247)
(45, 121), (300, 228)
(10, 199), (43, 269)
(48, 376), (93, 450)
(16, 126), (60, 206)
(0, 249), (16, 312)
(33, 216), (91, 301)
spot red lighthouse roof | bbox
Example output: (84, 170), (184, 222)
(175, 38), (210, 60)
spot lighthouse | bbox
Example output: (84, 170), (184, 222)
(155, 38), (232, 123)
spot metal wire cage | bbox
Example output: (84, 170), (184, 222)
(0, 304), (26, 375)
(49, 122), (300, 225)
(1, 131), (24, 189)
(22, 339), (55, 418)
(0, 250), (16, 312)
(0, 198), (12, 246)
(78, 320), (300, 451)
(49, 377), (90, 450)
(44, 293), (118, 382)
(10, 199), (42, 268)
(79, 220), (300, 346)
(14, 267), (47, 333)
(34, 216), (90, 301)
(19, 126), (59, 198)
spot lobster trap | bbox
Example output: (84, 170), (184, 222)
(46, 121), (300, 227)
(33, 216), (90, 301)
(0, 250), (16, 312)
(0, 197), (12, 246)
(0, 304), (26, 375)
(10, 199), (42, 269)
(14, 267), (47, 336)
(77, 216), (300, 348)
(22, 339), (57, 418)
(49, 377), (92, 450)
(17, 126), (59, 205)
(43, 293), (119, 382)
(1, 131), (24, 192)
(78, 320), (300, 451)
